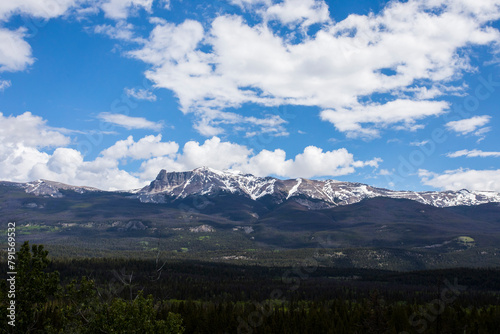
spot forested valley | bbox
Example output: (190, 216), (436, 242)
(2, 242), (500, 333)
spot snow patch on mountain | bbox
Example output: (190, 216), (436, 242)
(2, 167), (499, 209)
(136, 168), (500, 208)
(287, 178), (302, 199)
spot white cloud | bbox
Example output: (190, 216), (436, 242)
(101, 134), (178, 160)
(129, 0), (500, 137)
(0, 112), (70, 148)
(320, 100), (449, 138)
(128, 19), (210, 109)
(0, 113), (147, 190)
(0, 143), (50, 183)
(161, 0), (170, 10)
(94, 21), (142, 42)
(265, 0), (330, 28)
(28, 138), (175, 190)
(0, 0), (157, 21)
(410, 140), (430, 147)
(445, 115), (491, 135)
(0, 113), (146, 190)
(138, 136), (252, 180)
(378, 169), (392, 176)
(0, 113), (142, 190)
(124, 87), (157, 101)
(100, 0), (154, 20)
(98, 112), (163, 131)
(0, 28), (34, 73)
(180, 137), (251, 171)
(28, 149), (146, 191)
(0, 0), (87, 81)
(0, 0), (79, 20)
(0, 0), (153, 82)
(241, 146), (381, 178)
(229, 0), (271, 10)
(419, 168), (500, 192)
(231, 0), (331, 29)
(138, 136), (382, 181)
(0, 79), (11, 91)
(140, 136), (381, 180)
(194, 110), (288, 137)
(0, 112), (380, 190)
(446, 149), (500, 158)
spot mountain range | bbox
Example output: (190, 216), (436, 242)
(135, 167), (500, 208)
(8, 166), (500, 208)
(1, 167), (500, 270)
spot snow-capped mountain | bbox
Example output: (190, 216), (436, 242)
(136, 167), (500, 208)
(0, 179), (99, 198)
(2, 167), (499, 208)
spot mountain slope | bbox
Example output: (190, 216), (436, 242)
(2, 174), (500, 270)
(0, 179), (99, 198)
(2, 167), (499, 210)
(136, 167), (500, 208)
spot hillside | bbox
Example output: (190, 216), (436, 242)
(1, 168), (500, 270)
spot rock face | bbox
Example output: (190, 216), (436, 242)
(135, 167), (500, 208)
(140, 167), (278, 201)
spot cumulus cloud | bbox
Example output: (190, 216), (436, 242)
(419, 168), (500, 192)
(128, 0), (500, 137)
(100, 134), (178, 160)
(0, 112), (379, 190)
(0, 113), (151, 190)
(0, 28), (34, 73)
(0, 143), (51, 183)
(28, 149), (146, 191)
(100, 0), (154, 20)
(445, 115), (491, 135)
(0, 0), (79, 20)
(138, 137), (254, 180)
(98, 112), (163, 131)
(242, 146), (381, 178)
(231, 0), (331, 28)
(0, 112), (140, 190)
(446, 149), (500, 158)
(179, 137), (251, 170)
(139, 136), (381, 180)
(264, 0), (330, 28)
(0, 112), (70, 148)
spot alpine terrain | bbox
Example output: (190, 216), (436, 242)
(1, 167), (500, 270)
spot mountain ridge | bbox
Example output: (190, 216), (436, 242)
(136, 167), (500, 208)
(3, 166), (499, 208)
(2, 168), (500, 269)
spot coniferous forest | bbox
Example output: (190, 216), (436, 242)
(1, 242), (500, 333)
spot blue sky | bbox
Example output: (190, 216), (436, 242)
(0, 0), (499, 191)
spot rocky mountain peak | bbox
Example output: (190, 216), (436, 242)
(156, 169), (168, 181)
(136, 168), (500, 209)
(3, 168), (500, 209)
